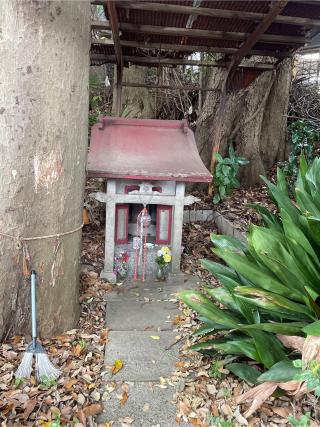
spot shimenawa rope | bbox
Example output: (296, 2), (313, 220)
(0, 224), (83, 278)
(0, 223), (83, 243)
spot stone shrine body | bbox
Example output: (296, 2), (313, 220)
(87, 117), (212, 283)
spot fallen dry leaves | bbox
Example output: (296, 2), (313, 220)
(0, 189), (113, 425)
(176, 187), (320, 426)
(181, 220), (220, 285)
(111, 358), (123, 375)
(236, 336), (320, 419)
(83, 403), (103, 417)
(2, 180), (319, 426)
(118, 416), (134, 427)
(174, 296), (320, 426)
(187, 183), (276, 235)
(211, 178), (277, 233)
(99, 329), (109, 345)
(237, 381), (279, 418)
(171, 306), (320, 427)
(120, 384), (129, 406)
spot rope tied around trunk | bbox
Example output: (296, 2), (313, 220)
(0, 224), (83, 277)
(0, 223), (83, 245)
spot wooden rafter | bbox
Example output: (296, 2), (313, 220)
(105, 2), (123, 69)
(122, 41), (291, 58)
(122, 82), (217, 91)
(92, 38), (292, 58)
(91, 53), (275, 70)
(299, 43), (320, 53)
(291, 0), (320, 5)
(124, 56), (274, 70)
(91, 21), (307, 45)
(230, 1), (290, 71)
(105, 1), (123, 116)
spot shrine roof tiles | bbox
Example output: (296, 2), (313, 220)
(87, 117), (212, 183)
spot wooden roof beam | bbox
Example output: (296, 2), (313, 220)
(92, 38), (292, 58)
(91, 21), (307, 45)
(91, 53), (275, 70)
(299, 43), (320, 53)
(124, 40), (292, 58)
(122, 82), (217, 91)
(110, 1), (320, 29)
(230, 1), (289, 71)
(124, 56), (274, 70)
(92, 21), (111, 30)
(291, 0), (320, 5)
(104, 1), (123, 116)
(105, 1), (123, 70)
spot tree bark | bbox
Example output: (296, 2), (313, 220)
(195, 58), (292, 186)
(0, 1), (90, 339)
(113, 65), (156, 118)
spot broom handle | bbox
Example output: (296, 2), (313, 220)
(31, 270), (37, 348)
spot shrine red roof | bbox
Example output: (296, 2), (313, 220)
(87, 117), (212, 183)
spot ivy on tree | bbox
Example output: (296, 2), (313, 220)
(284, 119), (320, 180)
(213, 144), (249, 204)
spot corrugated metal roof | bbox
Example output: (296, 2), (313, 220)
(91, 1), (320, 66)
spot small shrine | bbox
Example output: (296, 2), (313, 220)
(87, 117), (211, 283)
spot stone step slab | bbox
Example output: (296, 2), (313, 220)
(104, 330), (181, 382)
(105, 275), (199, 302)
(98, 381), (189, 427)
(106, 300), (179, 331)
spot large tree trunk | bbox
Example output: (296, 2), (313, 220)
(113, 65), (156, 118)
(196, 58), (292, 186)
(0, 1), (90, 339)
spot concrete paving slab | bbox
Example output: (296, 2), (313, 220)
(106, 300), (179, 331)
(104, 331), (180, 381)
(101, 273), (196, 426)
(106, 275), (199, 302)
(105, 284), (179, 303)
(98, 381), (189, 427)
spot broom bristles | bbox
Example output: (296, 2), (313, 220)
(15, 342), (60, 382)
(15, 351), (33, 379)
(36, 352), (60, 382)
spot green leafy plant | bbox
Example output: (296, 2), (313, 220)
(39, 376), (57, 390)
(14, 377), (26, 388)
(294, 359), (320, 397)
(72, 338), (88, 350)
(49, 411), (61, 427)
(89, 95), (103, 127)
(213, 144), (249, 204)
(283, 119), (319, 180)
(179, 156), (320, 384)
(208, 416), (233, 427)
(89, 75), (107, 127)
(288, 412), (311, 427)
(209, 359), (225, 379)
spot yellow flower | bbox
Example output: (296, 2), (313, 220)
(162, 246), (170, 254)
(163, 253), (171, 263)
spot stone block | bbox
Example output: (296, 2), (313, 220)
(104, 331), (180, 382)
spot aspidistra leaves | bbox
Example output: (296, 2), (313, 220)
(178, 290), (241, 329)
(179, 157), (320, 383)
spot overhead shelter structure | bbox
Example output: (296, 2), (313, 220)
(91, 1), (320, 103)
(89, 1), (320, 281)
(91, 0), (320, 172)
